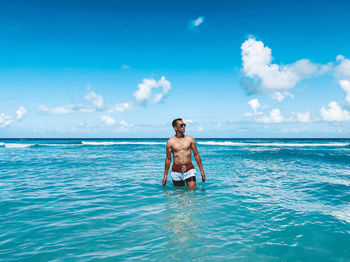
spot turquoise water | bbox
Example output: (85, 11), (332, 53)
(1, 138), (350, 261)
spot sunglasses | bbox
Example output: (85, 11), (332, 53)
(179, 123), (186, 128)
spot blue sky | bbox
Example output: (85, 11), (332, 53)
(1, 0), (350, 138)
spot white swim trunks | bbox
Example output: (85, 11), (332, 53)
(171, 167), (196, 181)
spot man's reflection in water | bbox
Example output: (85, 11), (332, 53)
(163, 187), (206, 261)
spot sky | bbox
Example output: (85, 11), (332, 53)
(1, 0), (350, 138)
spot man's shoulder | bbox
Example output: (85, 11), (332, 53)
(185, 135), (195, 141)
(167, 136), (176, 145)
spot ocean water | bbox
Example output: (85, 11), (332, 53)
(1, 138), (350, 261)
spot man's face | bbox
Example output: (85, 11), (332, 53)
(175, 120), (186, 133)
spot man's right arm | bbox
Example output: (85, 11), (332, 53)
(162, 141), (172, 186)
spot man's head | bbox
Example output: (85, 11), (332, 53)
(172, 118), (186, 134)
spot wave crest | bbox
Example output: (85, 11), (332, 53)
(81, 141), (166, 146)
(4, 143), (32, 148)
(198, 141), (349, 147)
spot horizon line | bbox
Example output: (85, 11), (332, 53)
(1, 137), (349, 140)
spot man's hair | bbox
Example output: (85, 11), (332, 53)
(172, 118), (182, 127)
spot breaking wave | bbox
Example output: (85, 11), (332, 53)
(0, 140), (349, 148)
(4, 143), (33, 148)
(81, 141), (166, 146)
(197, 141), (350, 147)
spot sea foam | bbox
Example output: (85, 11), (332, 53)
(197, 141), (349, 147)
(4, 143), (33, 148)
(81, 141), (166, 145)
(1, 140), (349, 148)
(332, 206), (350, 224)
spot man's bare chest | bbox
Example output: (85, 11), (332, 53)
(172, 141), (191, 152)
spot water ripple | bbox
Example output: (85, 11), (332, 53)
(0, 139), (350, 261)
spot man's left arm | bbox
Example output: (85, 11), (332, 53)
(191, 138), (206, 182)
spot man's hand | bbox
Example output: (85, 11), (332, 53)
(201, 173), (206, 183)
(162, 176), (167, 186)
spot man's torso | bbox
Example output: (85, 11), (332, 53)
(168, 135), (193, 165)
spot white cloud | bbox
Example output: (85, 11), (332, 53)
(39, 105), (66, 114)
(191, 16), (204, 28)
(108, 102), (133, 113)
(184, 119), (194, 123)
(320, 101), (350, 122)
(77, 105), (96, 113)
(256, 109), (284, 123)
(134, 76), (171, 104)
(37, 75), (172, 124)
(38, 104), (96, 115)
(117, 120), (134, 132)
(38, 105), (49, 112)
(84, 91), (104, 109)
(100, 115), (116, 126)
(246, 103), (311, 123)
(331, 56), (350, 104)
(51, 106), (74, 115)
(244, 113), (254, 117)
(38, 90), (104, 115)
(241, 37), (318, 99)
(244, 99), (263, 116)
(78, 122), (92, 128)
(0, 106), (27, 128)
(335, 55), (350, 79)
(248, 99), (260, 113)
(0, 113), (13, 127)
(319, 63), (333, 74)
(39, 88), (132, 116)
(271, 91), (294, 102)
(120, 120), (130, 127)
(134, 79), (156, 102)
(16, 106), (27, 120)
(121, 64), (130, 69)
(39, 105), (73, 115)
(291, 59), (319, 77)
(339, 80), (350, 103)
(336, 55), (345, 61)
(295, 111), (311, 123)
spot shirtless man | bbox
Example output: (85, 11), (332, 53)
(162, 118), (206, 189)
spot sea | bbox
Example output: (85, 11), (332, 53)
(1, 138), (350, 261)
